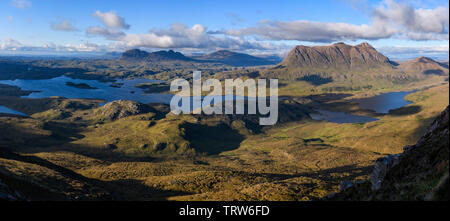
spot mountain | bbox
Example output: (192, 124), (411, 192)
(102, 51), (122, 59)
(120, 49), (194, 62)
(197, 50), (275, 66)
(331, 106), (449, 200)
(120, 49), (273, 66)
(399, 56), (449, 75)
(279, 42), (392, 70)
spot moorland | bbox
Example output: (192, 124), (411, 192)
(0, 42), (448, 200)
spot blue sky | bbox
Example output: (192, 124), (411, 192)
(1, 0), (449, 60)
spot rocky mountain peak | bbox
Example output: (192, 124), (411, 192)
(281, 42), (391, 70)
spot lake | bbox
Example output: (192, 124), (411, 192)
(349, 91), (415, 114)
(0, 75), (174, 104)
(0, 105), (28, 116)
(310, 90), (416, 124)
(0, 75), (252, 115)
(0, 76), (417, 123)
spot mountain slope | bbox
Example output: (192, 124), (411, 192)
(280, 42), (392, 70)
(197, 50), (275, 66)
(399, 56), (449, 75)
(331, 106), (449, 200)
(0, 149), (113, 200)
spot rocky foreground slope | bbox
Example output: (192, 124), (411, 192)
(330, 106), (449, 200)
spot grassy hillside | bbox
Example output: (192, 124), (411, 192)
(1, 77), (447, 200)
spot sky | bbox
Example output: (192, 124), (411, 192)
(0, 0), (449, 60)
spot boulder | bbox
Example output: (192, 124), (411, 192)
(370, 154), (401, 191)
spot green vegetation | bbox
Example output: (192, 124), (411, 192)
(0, 48), (448, 200)
(1, 77), (447, 200)
(135, 82), (171, 94)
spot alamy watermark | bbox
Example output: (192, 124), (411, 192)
(170, 71), (279, 125)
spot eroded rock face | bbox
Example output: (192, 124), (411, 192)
(99, 100), (149, 120)
(370, 154), (401, 191)
(281, 42), (392, 70)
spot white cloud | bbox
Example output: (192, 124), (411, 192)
(87, 11), (130, 40)
(227, 20), (396, 42)
(51, 20), (79, 32)
(85, 10), (283, 51)
(372, 0), (449, 40)
(0, 38), (23, 50)
(373, 0), (448, 34)
(11, 0), (31, 9)
(93, 10), (130, 29)
(7, 16), (14, 22)
(226, 0), (449, 42)
(86, 26), (125, 40)
(0, 38), (119, 53)
(119, 23), (280, 51)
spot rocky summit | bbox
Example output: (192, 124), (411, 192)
(98, 100), (150, 120)
(280, 42), (392, 70)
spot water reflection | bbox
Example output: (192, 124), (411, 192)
(311, 91), (416, 123)
(0, 76), (174, 104)
(350, 91), (416, 114)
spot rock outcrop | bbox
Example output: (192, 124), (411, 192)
(98, 100), (150, 120)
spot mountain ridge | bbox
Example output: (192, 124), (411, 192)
(120, 49), (194, 62)
(399, 56), (449, 75)
(196, 50), (275, 66)
(279, 42), (393, 70)
(120, 49), (276, 66)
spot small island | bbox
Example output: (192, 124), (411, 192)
(109, 82), (124, 88)
(65, 81), (98, 90)
(135, 82), (170, 93)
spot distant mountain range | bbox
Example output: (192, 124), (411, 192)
(195, 50), (278, 66)
(119, 44), (449, 76)
(120, 49), (277, 66)
(120, 49), (194, 62)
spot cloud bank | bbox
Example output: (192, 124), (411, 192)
(226, 0), (449, 42)
(120, 23), (278, 51)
